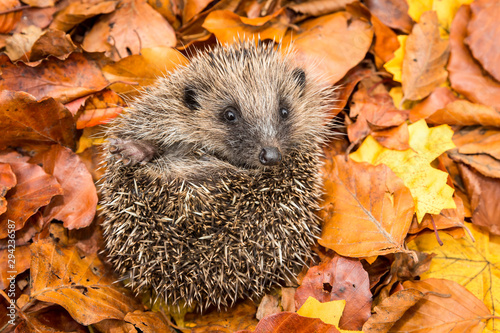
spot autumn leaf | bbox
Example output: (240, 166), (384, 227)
(350, 119), (456, 222)
(320, 154), (414, 256)
(282, 11), (373, 85)
(402, 11), (449, 101)
(0, 0), (22, 34)
(50, 0), (118, 32)
(236, 312), (340, 333)
(383, 35), (406, 83)
(295, 254), (372, 330)
(0, 245), (30, 290)
(30, 238), (142, 326)
(0, 163), (16, 215)
(364, 0), (413, 33)
(408, 224), (500, 331)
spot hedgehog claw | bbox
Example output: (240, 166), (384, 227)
(108, 138), (157, 166)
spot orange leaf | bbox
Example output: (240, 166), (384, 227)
(76, 90), (125, 129)
(82, 0), (176, 61)
(427, 100), (500, 127)
(0, 151), (62, 239)
(364, 0), (414, 33)
(409, 87), (458, 122)
(0, 90), (77, 150)
(0, 163), (16, 215)
(448, 5), (500, 111)
(0, 245), (30, 290)
(236, 312), (340, 333)
(30, 238), (141, 326)
(295, 254), (372, 330)
(30, 145), (98, 230)
(50, 0), (118, 32)
(0, 0), (22, 34)
(203, 9), (290, 44)
(402, 11), (449, 101)
(282, 11), (373, 85)
(319, 154), (415, 257)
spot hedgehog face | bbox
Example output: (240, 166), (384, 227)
(180, 43), (329, 169)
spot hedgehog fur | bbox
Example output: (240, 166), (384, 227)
(100, 40), (335, 311)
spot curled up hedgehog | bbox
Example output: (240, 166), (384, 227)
(100, 40), (336, 311)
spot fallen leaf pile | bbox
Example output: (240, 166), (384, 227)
(0, 0), (499, 332)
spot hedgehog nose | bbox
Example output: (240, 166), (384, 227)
(259, 147), (281, 166)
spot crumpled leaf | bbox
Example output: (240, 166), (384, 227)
(409, 87), (458, 122)
(50, 0), (118, 32)
(123, 310), (171, 333)
(282, 11), (373, 85)
(402, 11), (449, 101)
(30, 145), (98, 230)
(30, 238), (142, 326)
(256, 295), (281, 320)
(76, 90), (125, 129)
(408, 195), (465, 234)
(203, 9), (290, 44)
(458, 164), (500, 235)
(82, 0), (176, 61)
(429, 99), (500, 127)
(0, 53), (111, 104)
(0, 163), (16, 215)
(350, 119), (456, 222)
(0, 151), (62, 239)
(298, 297), (363, 332)
(448, 5), (500, 111)
(408, 224), (500, 331)
(295, 254), (372, 330)
(362, 288), (427, 332)
(4, 25), (43, 61)
(102, 47), (188, 95)
(364, 0), (413, 33)
(466, 0), (500, 82)
(320, 154), (414, 257)
(0, 90), (77, 150)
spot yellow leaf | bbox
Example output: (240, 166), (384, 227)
(350, 119), (456, 222)
(408, 224), (500, 331)
(383, 35), (407, 83)
(407, 0), (433, 22)
(297, 297), (362, 333)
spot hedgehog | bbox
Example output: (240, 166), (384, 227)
(100, 40), (335, 311)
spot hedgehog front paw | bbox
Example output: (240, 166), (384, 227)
(108, 138), (157, 166)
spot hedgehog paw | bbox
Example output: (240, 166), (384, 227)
(108, 138), (157, 166)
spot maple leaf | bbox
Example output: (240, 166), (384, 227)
(350, 119), (456, 222)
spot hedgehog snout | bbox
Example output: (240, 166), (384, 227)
(259, 147), (281, 166)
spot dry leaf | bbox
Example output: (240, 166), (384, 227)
(409, 87), (458, 122)
(0, 244), (30, 290)
(295, 254), (372, 330)
(448, 5), (500, 111)
(0, 53), (111, 104)
(256, 295), (281, 320)
(30, 238), (142, 325)
(82, 0), (176, 61)
(364, 0), (413, 33)
(124, 310), (172, 333)
(0, 90), (77, 150)
(408, 195), (466, 234)
(282, 11), (373, 85)
(287, 0), (357, 16)
(402, 11), (449, 101)
(4, 25), (43, 61)
(0, 152), (62, 239)
(0, 0), (22, 34)
(30, 145), (98, 230)
(147, 0), (181, 29)
(458, 164), (500, 235)
(236, 312), (340, 333)
(466, 0), (500, 82)
(50, 0), (118, 32)
(0, 163), (16, 215)
(183, 0), (213, 24)
(320, 154), (414, 256)
(75, 90), (125, 129)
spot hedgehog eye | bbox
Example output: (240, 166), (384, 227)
(223, 107), (238, 122)
(280, 108), (289, 119)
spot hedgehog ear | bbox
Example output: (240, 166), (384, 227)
(184, 86), (200, 110)
(292, 68), (306, 93)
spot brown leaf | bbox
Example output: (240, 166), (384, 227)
(82, 0), (176, 61)
(147, 0), (181, 29)
(371, 123), (410, 151)
(22, 0), (54, 7)
(50, 0), (118, 32)
(331, 61), (374, 112)
(409, 196), (466, 234)
(0, 53), (111, 104)
(0, 151), (62, 239)
(27, 29), (77, 62)
(466, 0), (500, 82)
(427, 100), (500, 127)
(458, 164), (500, 235)
(124, 310), (172, 333)
(103, 47), (188, 95)
(14, 305), (88, 333)
(363, 288), (426, 332)
(286, 0), (356, 16)
(30, 238), (142, 326)
(391, 279), (491, 332)
(402, 11), (449, 101)
(364, 0), (413, 33)
(256, 295), (281, 320)
(11, 6), (56, 33)
(449, 148), (500, 180)
(448, 5), (500, 111)
(183, 0), (213, 23)
(0, 244), (30, 290)
(0, 163), (16, 215)
(184, 300), (258, 332)
(236, 312), (340, 333)
(4, 25), (43, 61)
(76, 90), (125, 129)
(319, 154), (415, 257)
(0, 0), (22, 34)
(409, 87), (458, 122)
(30, 145), (98, 230)
(203, 9), (291, 44)
(295, 254), (372, 330)
(0, 90), (77, 150)
(282, 11), (373, 85)
(281, 287), (296, 312)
